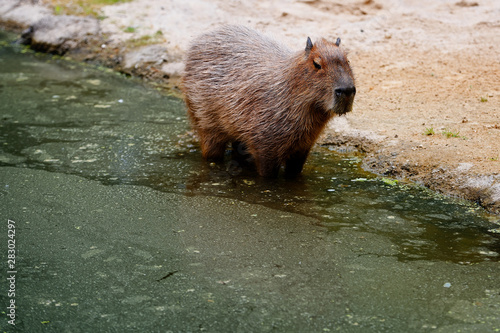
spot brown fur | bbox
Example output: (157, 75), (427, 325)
(181, 25), (356, 178)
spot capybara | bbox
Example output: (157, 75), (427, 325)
(182, 25), (356, 178)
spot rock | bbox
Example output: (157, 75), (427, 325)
(118, 44), (187, 82)
(0, 0), (52, 30)
(21, 15), (100, 55)
(161, 62), (184, 78)
(461, 176), (500, 214)
(122, 44), (169, 70)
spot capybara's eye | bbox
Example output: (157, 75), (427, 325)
(313, 58), (322, 70)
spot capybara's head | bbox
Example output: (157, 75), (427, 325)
(303, 37), (356, 115)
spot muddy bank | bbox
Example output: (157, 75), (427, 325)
(1, 0), (498, 214)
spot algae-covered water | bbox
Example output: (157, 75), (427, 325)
(1, 31), (499, 332)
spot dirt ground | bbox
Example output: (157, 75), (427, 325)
(1, 0), (499, 213)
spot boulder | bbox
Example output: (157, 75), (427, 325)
(21, 15), (100, 54)
(0, 0), (52, 30)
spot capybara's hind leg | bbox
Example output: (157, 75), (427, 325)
(285, 150), (310, 178)
(200, 134), (227, 161)
(255, 156), (281, 178)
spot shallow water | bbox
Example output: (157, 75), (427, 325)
(1, 32), (499, 332)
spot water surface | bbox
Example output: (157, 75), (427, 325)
(1, 32), (499, 332)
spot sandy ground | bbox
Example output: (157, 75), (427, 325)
(1, 0), (499, 213)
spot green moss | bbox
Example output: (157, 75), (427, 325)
(424, 127), (435, 136)
(442, 128), (466, 139)
(124, 26), (136, 33)
(125, 32), (165, 48)
(50, 0), (132, 17)
(381, 178), (399, 186)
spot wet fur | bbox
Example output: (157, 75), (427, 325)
(182, 25), (355, 178)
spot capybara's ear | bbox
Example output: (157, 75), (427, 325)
(305, 37), (313, 54)
(335, 38), (341, 47)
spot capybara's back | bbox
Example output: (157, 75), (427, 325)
(182, 25), (356, 178)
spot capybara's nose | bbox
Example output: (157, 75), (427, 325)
(335, 86), (356, 98)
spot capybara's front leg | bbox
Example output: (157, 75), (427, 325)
(285, 149), (310, 178)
